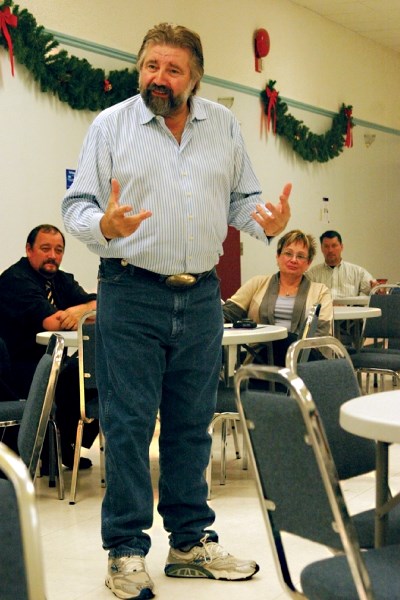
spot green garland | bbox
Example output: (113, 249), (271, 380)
(260, 80), (354, 162)
(0, 0), (138, 110)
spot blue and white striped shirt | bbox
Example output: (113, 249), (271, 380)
(62, 94), (268, 274)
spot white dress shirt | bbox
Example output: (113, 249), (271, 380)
(62, 95), (268, 275)
(306, 260), (374, 298)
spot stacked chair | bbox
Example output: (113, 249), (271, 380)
(0, 442), (47, 600)
(235, 362), (400, 599)
(286, 335), (400, 548)
(206, 303), (321, 499)
(350, 284), (400, 392)
(0, 333), (64, 484)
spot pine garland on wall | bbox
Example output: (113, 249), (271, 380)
(0, 0), (139, 111)
(260, 80), (354, 163)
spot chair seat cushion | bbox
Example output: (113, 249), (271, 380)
(0, 401), (26, 424)
(351, 349), (400, 370)
(301, 543), (400, 600)
(0, 479), (27, 599)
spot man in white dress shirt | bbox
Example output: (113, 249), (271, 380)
(306, 230), (377, 298)
(62, 22), (292, 600)
(307, 230), (378, 347)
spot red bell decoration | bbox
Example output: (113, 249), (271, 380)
(344, 106), (354, 148)
(254, 28), (270, 73)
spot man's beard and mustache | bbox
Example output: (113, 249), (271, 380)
(140, 83), (192, 117)
(39, 259), (59, 278)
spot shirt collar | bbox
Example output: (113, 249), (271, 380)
(324, 260), (342, 269)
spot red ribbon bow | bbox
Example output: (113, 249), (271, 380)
(344, 107), (353, 148)
(0, 6), (18, 76)
(266, 86), (278, 134)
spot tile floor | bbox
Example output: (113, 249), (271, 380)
(34, 395), (400, 600)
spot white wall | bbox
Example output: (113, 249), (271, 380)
(1, 0), (399, 291)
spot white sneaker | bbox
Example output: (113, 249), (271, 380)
(164, 535), (259, 581)
(106, 555), (155, 599)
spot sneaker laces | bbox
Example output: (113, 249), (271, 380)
(194, 534), (229, 564)
(112, 555), (147, 574)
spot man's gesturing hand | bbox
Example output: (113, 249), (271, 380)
(100, 179), (152, 240)
(251, 182), (292, 237)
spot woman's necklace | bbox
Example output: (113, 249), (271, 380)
(279, 282), (299, 297)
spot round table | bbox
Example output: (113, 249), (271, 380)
(222, 323), (287, 345)
(340, 390), (400, 445)
(36, 330), (78, 348)
(333, 306), (381, 320)
(333, 296), (370, 306)
(340, 390), (400, 547)
(37, 324), (287, 349)
(333, 306), (381, 351)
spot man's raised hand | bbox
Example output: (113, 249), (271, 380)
(252, 182), (292, 237)
(100, 179), (152, 240)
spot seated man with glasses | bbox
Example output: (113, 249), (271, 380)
(223, 229), (333, 366)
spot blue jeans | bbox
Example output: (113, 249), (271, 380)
(96, 259), (223, 557)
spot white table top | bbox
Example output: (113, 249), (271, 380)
(222, 324), (287, 346)
(333, 306), (381, 320)
(36, 331), (78, 347)
(37, 324), (288, 349)
(340, 390), (400, 444)
(333, 296), (370, 306)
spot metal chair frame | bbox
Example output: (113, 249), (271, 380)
(285, 335), (400, 550)
(206, 303), (323, 500)
(69, 310), (105, 504)
(352, 284), (400, 392)
(0, 442), (46, 600)
(235, 364), (375, 599)
(0, 334), (64, 490)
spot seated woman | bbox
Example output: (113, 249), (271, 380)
(223, 229), (333, 366)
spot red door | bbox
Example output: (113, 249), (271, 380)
(216, 226), (241, 301)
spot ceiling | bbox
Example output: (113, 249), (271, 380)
(289, 0), (400, 54)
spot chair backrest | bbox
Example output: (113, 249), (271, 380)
(234, 364), (373, 599)
(77, 310), (98, 421)
(370, 283), (400, 295)
(18, 333), (64, 479)
(286, 336), (376, 479)
(300, 302), (321, 340)
(363, 292), (400, 341)
(0, 442), (46, 600)
(297, 302), (321, 362)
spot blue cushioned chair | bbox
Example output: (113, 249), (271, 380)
(235, 363), (400, 599)
(0, 442), (47, 600)
(0, 334), (64, 483)
(286, 335), (400, 549)
(350, 284), (400, 392)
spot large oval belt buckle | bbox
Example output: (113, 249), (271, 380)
(165, 274), (197, 288)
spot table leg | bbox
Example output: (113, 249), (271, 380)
(375, 440), (389, 547)
(223, 345), (238, 387)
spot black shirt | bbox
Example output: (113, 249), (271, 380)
(0, 257), (97, 362)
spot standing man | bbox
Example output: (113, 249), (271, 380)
(306, 230), (377, 298)
(62, 23), (291, 600)
(0, 224), (98, 467)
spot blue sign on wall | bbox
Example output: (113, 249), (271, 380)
(66, 169), (76, 189)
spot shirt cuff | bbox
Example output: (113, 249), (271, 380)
(90, 213), (109, 247)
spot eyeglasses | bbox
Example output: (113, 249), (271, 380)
(281, 250), (309, 262)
